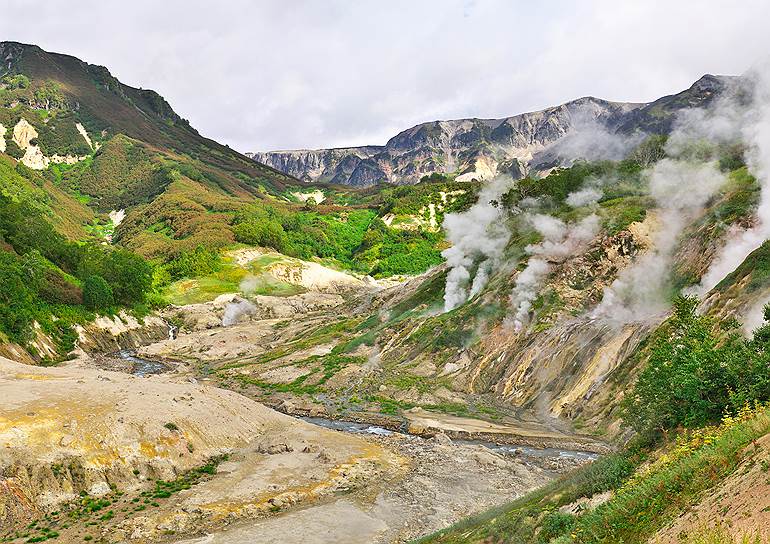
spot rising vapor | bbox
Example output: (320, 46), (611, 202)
(442, 176), (513, 311)
(689, 66), (770, 295)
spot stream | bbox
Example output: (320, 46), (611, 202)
(302, 416), (599, 461)
(115, 351), (599, 462)
(116, 349), (169, 376)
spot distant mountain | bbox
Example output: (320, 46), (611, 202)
(249, 74), (736, 187)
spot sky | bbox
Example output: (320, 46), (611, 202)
(2, 0), (770, 153)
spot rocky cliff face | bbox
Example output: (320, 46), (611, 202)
(249, 75), (736, 187)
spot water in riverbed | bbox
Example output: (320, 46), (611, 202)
(117, 349), (168, 376)
(302, 416), (598, 461)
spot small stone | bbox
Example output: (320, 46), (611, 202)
(88, 481), (111, 497)
(433, 432), (452, 445)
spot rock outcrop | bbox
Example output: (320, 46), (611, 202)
(249, 75), (736, 187)
(8, 117), (90, 170)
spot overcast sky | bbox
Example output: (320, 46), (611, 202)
(2, 0), (769, 152)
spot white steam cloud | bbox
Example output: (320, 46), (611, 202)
(506, 212), (601, 331)
(688, 67), (770, 296)
(565, 186), (603, 208)
(222, 298), (257, 326)
(545, 110), (646, 165)
(743, 295), (770, 337)
(593, 159), (727, 323)
(442, 176), (513, 311)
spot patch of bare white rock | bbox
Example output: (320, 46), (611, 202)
(0, 117), (94, 169)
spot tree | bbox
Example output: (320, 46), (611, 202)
(233, 219), (286, 252)
(102, 249), (152, 305)
(1, 73), (30, 89)
(623, 296), (769, 433)
(0, 251), (35, 341)
(628, 135), (667, 168)
(166, 246), (220, 279)
(83, 275), (114, 310)
(34, 81), (66, 110)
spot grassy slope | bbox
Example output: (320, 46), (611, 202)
(0, 155), (94, 240)
(416, 407), (770, 544)
(10, 42), (298, 197)
(163, 253), (305, 305)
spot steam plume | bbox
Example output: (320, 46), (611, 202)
(538, 109), (646, 168)
(593, 159), (727, 322)
(689, 67), (770, 295)
(442, 176), (513, 311)
(222, 299), (257, 326)
(507, 212), (600, 330)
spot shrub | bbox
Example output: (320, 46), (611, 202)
(623, 296), (770, 432)
(166, 245), (220, 279)
(539, 511), (576, 542)
(5, 139), (24, 159)
(1, 73), (30, 89)
(40, 269), (83, 305)
(0, 250), (35, 341)
(83, 275), (114, 310)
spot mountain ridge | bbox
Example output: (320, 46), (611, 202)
(249, 74), (736, 186)
(1, 41), (300, 195)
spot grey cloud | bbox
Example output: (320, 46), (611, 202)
(2, 1), (770, 152)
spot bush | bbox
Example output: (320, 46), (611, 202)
(40, 270), (83, 305)
(101, 249), (152, 305)
(539, 511), (576, 542)
(233, 219), (287, 251)
(623, 296), (770, 432)
(5, 139), (24, 159)
(166, 246), (221, 280)
(0, 250), (35, 341)
(1, 73), (30, 89)
(83, 275), (114, 310)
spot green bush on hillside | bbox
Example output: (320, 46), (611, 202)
(83, 275), (114, 310)
(165, 245), (221, 280)
(623, 296), (770, 432)
(0, 186), (153, 348)
(0, 250), (36, 342)
(5, 139), (24, 159)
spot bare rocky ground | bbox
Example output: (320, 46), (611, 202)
(174, 431), (557, 544)
(0, 342), (587, 544)
(0, 262), (603, 543)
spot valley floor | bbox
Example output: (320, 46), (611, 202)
(0, 329), (591, 544)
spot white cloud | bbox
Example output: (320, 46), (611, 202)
(2, 0), (770, 152)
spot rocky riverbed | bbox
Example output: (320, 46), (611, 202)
(172, 421), (584, 544)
